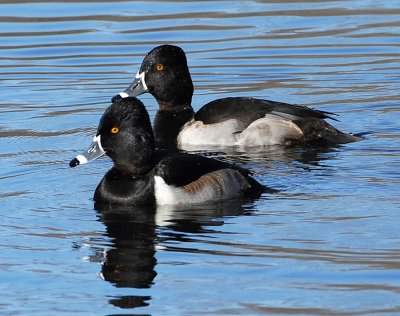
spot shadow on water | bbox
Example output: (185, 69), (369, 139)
(180, 143), (347, 170)
(87, 142), (346, 311)
(94, 203), (157, 309)
(93, 198), (250, 310)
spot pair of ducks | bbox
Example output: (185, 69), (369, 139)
(70, 45), (361, 206)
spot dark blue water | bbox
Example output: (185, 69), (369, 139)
(1, 1), (400, 315)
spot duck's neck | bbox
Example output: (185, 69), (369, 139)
(113, 162), (154, 177)
(153, 102), (194, 149)
(112, 146), (155, 178)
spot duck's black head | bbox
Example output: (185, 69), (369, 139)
(70, 97), (155, 175)
(99, 97), (155, 174)
(113, 45), (194, 110)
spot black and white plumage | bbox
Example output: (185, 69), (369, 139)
(112, 44), (362, 149)
(70, 98), (270, 206)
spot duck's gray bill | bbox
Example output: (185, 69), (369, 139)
(69, 135), (105, 168)
(111, 71), (148, 103)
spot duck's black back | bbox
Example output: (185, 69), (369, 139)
(194, 97), (334, 126)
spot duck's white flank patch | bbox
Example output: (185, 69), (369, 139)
(177, 114), (304, 148)
(177, 119), (244, 148)
(236, 114), (304, 146)
(154, 169), (250, 205)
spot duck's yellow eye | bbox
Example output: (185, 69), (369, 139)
(111, 127), (119, 134)
(156, 63), (164, 71)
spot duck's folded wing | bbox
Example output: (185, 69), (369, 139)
(153, 152), (272, 195)
(194, 97), (337, 126)
(153, 152), (250, 187)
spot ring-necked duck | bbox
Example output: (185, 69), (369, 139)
(112, 45), (362, 149)
(70, 97), (272, 206)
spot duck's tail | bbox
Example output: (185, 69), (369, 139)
(321, 131), (364, 145)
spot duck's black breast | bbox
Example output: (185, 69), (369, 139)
(94, 168), (155, 206)
(153, 108), (194, 148)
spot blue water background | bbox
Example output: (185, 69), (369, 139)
(0, 1), (399, 315)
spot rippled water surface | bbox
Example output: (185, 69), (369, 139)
(1, 0), (400, 315)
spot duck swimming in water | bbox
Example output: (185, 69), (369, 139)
(112, 44), (362, 149)
(70, 97), (271, 206)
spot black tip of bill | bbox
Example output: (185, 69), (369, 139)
(69, 135), (105, 168)
(69, 158), (80, 168)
